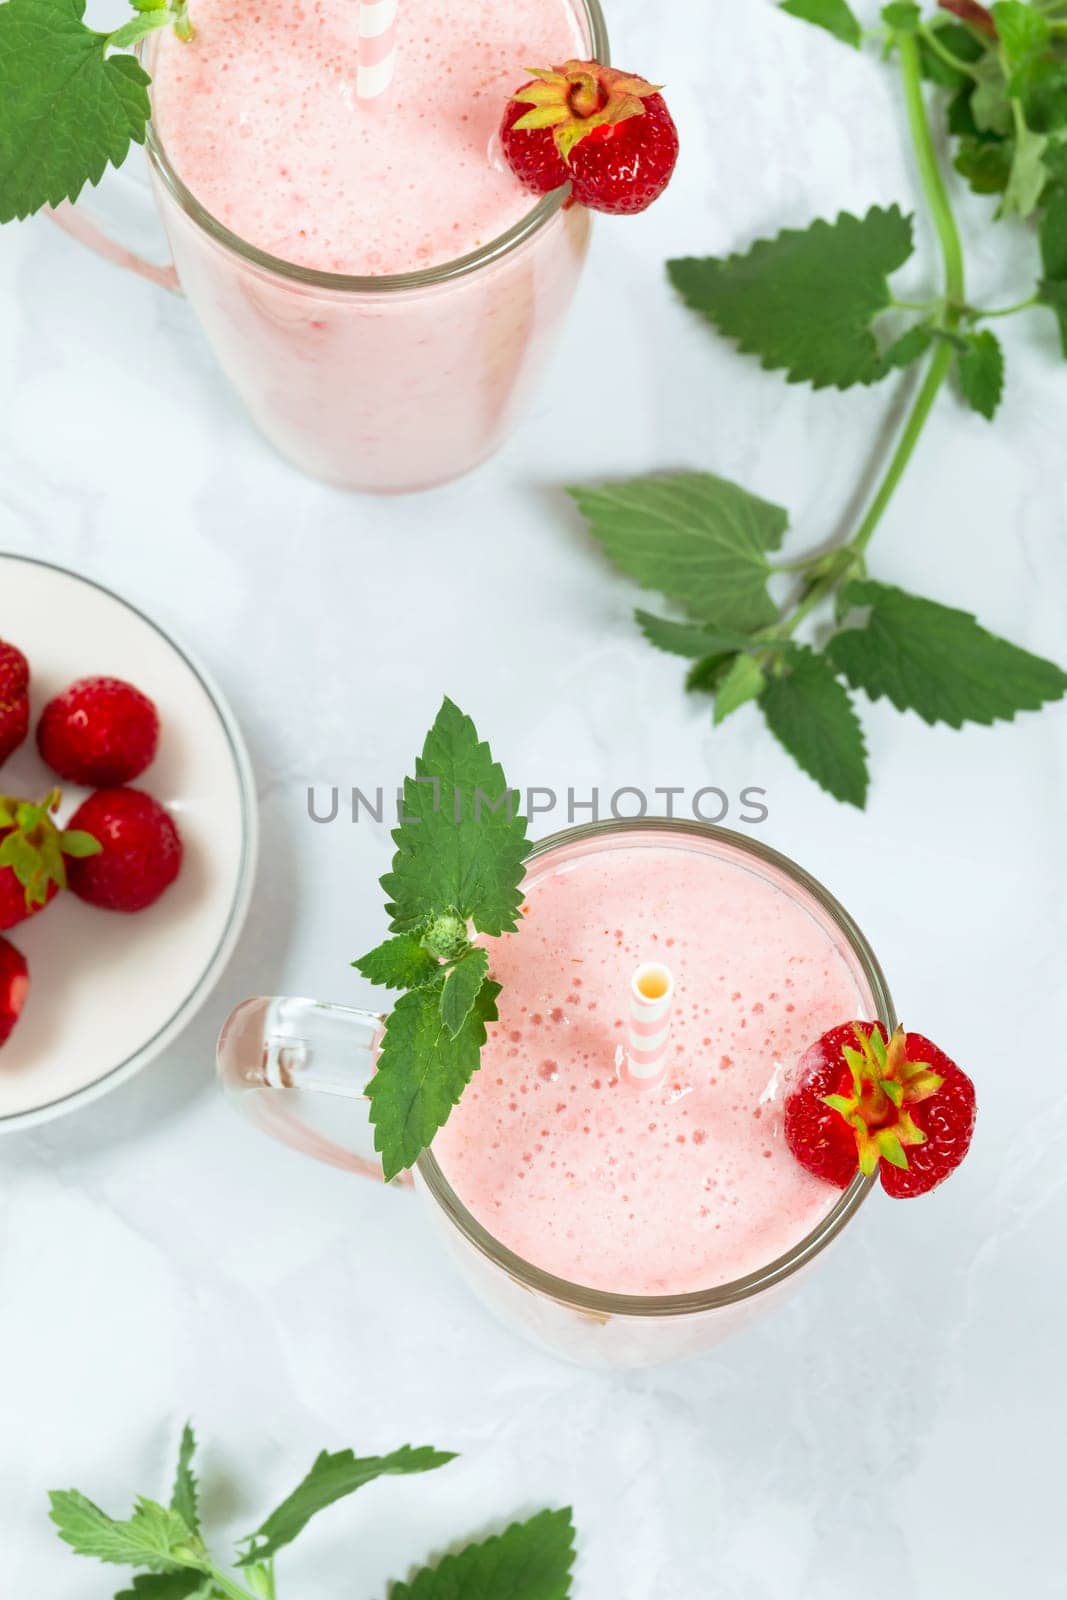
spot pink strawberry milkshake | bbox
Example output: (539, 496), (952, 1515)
(433, 832), (878, 1297)
(146, 0), (603, 489)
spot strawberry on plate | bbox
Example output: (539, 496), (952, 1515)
(37, 675), (160, 788)
(66, 788), (183, 914)
(0, 937), (29, 1048)
(0, 789), (101, 931)
(501, 61), (679, 216)
(785, 1021), (977, 1198)
(0, 641), (30, 768)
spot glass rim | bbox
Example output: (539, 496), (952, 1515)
(140, 0), (610, 294)
(417, 817), (895, 1320)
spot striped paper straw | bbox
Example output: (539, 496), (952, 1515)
(624, 962), (675, 1088)
(357, 0), (399, 102)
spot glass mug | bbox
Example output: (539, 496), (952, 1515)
(217, 820), (895, 1369)
(48, 1), (608, 494)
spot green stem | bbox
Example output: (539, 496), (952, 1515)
(850, 340), (954, 560)
(889, 294), (941, 312)
(899, 34), (966, 311)
(106, 7), (172, 48)
(974, 293), (1040, 319)
(852, 36), (965, 553)
(205, 1567), (263, 1600)
(775, 33), (964, 640)
(918, 23), (980, 79)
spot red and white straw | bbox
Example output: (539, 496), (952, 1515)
(357, 0), (399, 102)
(623, 962), (675, 1088)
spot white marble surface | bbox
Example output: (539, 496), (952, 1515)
(2, 0), (1067, 1593)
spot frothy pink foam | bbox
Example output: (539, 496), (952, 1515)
(151, 0), (586, 274)
(434, 842), (873, 1296)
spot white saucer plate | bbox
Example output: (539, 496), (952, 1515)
(0, 555), (257, 1131)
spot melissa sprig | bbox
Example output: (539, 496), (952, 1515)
(353, 698), (529, 1182)
(571, 0), (1067, 808)
(0, 0), (193, 225)
(50, 1424), (578, 1599)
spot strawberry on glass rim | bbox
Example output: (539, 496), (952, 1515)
(500, 60), (679, 216)
(785, 1021), (977, 1199)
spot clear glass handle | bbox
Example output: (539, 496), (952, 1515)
(217, 997), (411, 1186)
(47, 154), (181, 294)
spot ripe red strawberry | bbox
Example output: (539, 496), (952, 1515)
(37, 676), (160, 787)
(0, 936), (29, 1048)
(501, 61), (679, 216)
(785, 1021), (976, 1199)
(0, 641), (30, 767)
(0, 789), (100, 931)
(66, 788), (183, 913)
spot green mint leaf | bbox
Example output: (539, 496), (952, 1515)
(0, 0), (152, 223)
(779, 0), (861, 48)
(948, 80), (981, 134)
(439, 947), (490, 1039)
(380, 698), (528, 940)
(242, 1568), (275, 1600)
(49, 1492), (200, 1573)
(686, 653), (738, 694)
(1019, 60), (1067, 135)
(883, 322), (935, 368)
(827, 579), (1067, 726)
(1038, 277), (1067, 346)
(883, 3), (921, 32)
(367, 978), (501, 1181)
(108, 8), (173, 47)
(953, 135), (1013, 195)
(170, 1426), (200, 1537)
(421, 911), (469, 962)
(115, 1575), (213, 1599)
(389, 1508), (576, 1600)
(354, 935), (441, 990)
(991, 1), (1049, 70)
(635, 610), (764, 659)
(1039, 189), (1067, 353)
(971, 60), (1014, 136)
(668, 207), (916, 390)
(1000, 121), (1048, 217)
(1041, 137), (1067, 188)
(571, 474), (787, 632)
(238, 1445), (455, 1567)
(760, 648), (869, 808)
(713, 654), (766, 725)
(956, 329), (1005, 418)
(921, 21), (983, 88)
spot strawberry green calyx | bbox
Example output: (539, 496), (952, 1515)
(823, 1023), (943, 1177)
(0, 789), (102, 910)
(512, 61), (663, 163)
